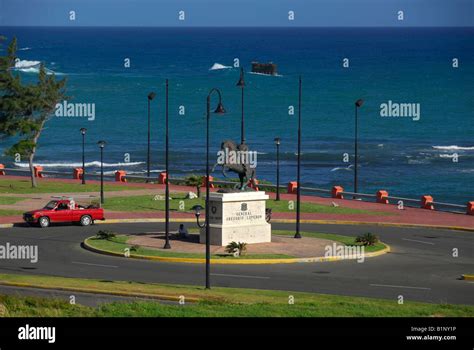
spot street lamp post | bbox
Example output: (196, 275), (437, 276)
(80, 128), (87, 185)
(147, 92), (156, 181)
(274, 137), (281, 201)
(194, 88), (226, 290)
(295, 76), (302, 239)
(163, 80), (171, 250)
(97, 140), (106, 205)
(354, 99), (364, 197)
(236, 67), (245, 144)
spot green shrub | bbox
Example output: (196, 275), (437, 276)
(225, 242), (247, 256)
(96, 230), (116, 240)
(355, 232), (379, 246)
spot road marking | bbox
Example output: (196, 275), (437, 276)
(370, 283), (431, 291)
(72, 261), (118, 268)
(211, 273), (270, 280)
(402, 238), (435, 245)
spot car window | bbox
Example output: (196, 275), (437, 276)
(57, 203), (69, 210)
(43, 201), (58, 210)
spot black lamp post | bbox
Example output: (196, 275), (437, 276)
(274, 137), (281, 201)
(354, 99), (364, 197)
(193, 88), (225, 290)
(236, 67), (245, 144)
(97, 140), (106, 205)
(163, 80), (171, 250)
(295, 76), (302, 239)
(80, 128), (87, 185)
(147, 92), (156, 181)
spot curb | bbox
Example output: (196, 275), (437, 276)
(0, 281), (200, 303)
(83, 236), (391, 265)
(461, 274), (474, 281)
(3, 217), (473, 232)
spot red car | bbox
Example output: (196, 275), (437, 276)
(23, 198), (105, 228)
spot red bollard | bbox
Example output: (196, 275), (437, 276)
(158, 172), (167, 184)
(201, 176), (214, 188)
(115, 170), (127, 183)
(287, 181), (298, 194)
(332, 186), (344, 199)
(248, 179), (259, 191)
(421, 195), (434, 210)
(33, 166), (44, 178)
(376, 190), (389, 204)
(73, 168), (83, 180)
(467, 202), (474, 216)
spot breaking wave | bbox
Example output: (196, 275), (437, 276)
(432, 145), (474, 151)
(14, 161), (145, 168)
(209, 63), (232, 70)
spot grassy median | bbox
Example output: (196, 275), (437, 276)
(104, 194), (392, 215)
(0, 178), (147, 195)
(0, 274), (472, 317)
(84, 230), (387, 260)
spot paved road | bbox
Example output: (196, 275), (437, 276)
(0, 222), (473, 305)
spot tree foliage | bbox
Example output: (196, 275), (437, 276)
(0, 37), (67, 187)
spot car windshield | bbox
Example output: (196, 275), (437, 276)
(43, 201), (58, 210)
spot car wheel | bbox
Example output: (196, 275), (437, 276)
(80, 215), (92, 226)
(38, 216), (50, 228)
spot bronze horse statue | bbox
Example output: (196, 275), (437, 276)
(212, 140), (257, 190)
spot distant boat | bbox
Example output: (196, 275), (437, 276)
(251, 61), (277, 76)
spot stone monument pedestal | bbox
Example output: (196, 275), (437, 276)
(200, 191), (271, 246)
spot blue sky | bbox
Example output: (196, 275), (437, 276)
(0, 0), (472, 27)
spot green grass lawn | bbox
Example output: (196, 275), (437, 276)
(0, 178), (146, 195)
(273, 230), (386, 253)
(0, 196), (26, 205)
(0, 209), (24, 217)
(104, 193), (392, 216)
(86, 235), (295, 259)
(0, 273), (472, 317)
(85, 230), (386, 259)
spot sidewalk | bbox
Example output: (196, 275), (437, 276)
(0, 175), (473, 230)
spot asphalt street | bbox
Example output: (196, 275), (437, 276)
(0, 222), (473, 305)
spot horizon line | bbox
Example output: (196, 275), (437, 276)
(1, 25), (473, 29)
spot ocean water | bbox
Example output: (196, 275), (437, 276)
(0, 27), (473, 204)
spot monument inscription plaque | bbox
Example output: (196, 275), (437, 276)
(200, 191), (271, 246)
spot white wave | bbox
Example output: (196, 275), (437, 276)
(18, 47), (32, 51)
(408, 159), (430, 164)
(248, 71), (283, 77)
(13, 59), (63, 75)
(432, 145), (474, 151)
(209, 63), (232, 71)
(439, 154), (458, 158)
(14, 161), (145, 168)
(331, 165), (353, 172)
(14, 59), (40, 69)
